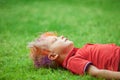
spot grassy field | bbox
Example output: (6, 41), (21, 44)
(0, 0), (120, 80)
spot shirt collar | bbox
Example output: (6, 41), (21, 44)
(62, 47), (78, 68)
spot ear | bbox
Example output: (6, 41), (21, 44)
(48, 52), (58, 60)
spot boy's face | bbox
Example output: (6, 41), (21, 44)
(43, 36), (74, 54)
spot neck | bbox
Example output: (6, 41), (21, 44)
(55, 53), (68, 65)
(55, 45), (74, 65)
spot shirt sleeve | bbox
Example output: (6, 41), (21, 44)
(66, 56), (92, 75)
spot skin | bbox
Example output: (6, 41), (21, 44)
(42, 36), (74, 64)
(35, 35), (120, 79)
(87, 65), (120, 79)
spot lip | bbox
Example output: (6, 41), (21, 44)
(65, 38), (68, 42)
(63, 38), (68, 42)
(60, 36), (69, 42)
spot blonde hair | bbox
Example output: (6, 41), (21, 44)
(28, 32), (59, 68)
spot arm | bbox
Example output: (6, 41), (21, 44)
(87, 65), (120, 79)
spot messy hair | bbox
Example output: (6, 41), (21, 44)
(28, 32), (59, 68)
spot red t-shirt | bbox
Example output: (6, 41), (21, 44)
(62, 43), (120, 75)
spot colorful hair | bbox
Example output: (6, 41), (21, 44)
(28, 32), (59, 68)
(40, 32), (57, 38)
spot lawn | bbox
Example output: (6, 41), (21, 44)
(0, 0), (120, 80)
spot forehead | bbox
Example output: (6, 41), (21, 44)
(45, 36), (57, 39)
(38, 36), (56, 41)
(39, 36), (57, 46)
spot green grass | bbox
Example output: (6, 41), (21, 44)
(0, 0), (120, 80)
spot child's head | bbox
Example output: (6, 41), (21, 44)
(28, 32), (74, 68)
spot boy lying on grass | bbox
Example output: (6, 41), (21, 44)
(28, 32), (120, 79)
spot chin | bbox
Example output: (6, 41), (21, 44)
(67, 41), (74, 48)
(63, 42), (74, 54)
(68, 41), (74, 45)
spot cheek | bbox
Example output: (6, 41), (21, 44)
(50, 44), (63, 52)
(57, 44), (67, 51)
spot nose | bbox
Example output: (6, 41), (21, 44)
(60, 36), (64, 39)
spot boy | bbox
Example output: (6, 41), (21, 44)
(28, 32), (120, 79)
